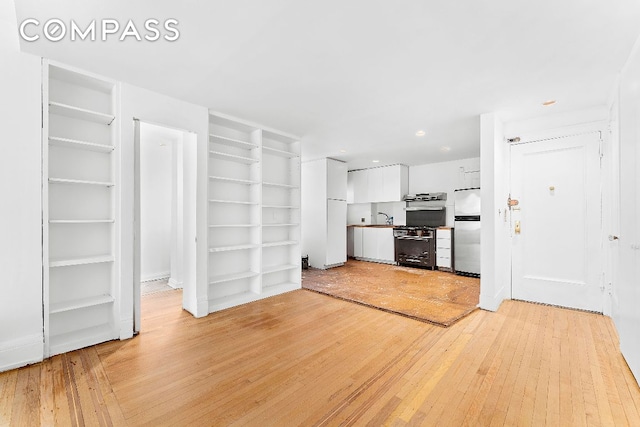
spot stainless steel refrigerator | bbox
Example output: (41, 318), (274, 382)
(454, 188), (481, 277)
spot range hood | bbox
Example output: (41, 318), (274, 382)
(403, 192), (447, 202)
(404, 206), (446, 211)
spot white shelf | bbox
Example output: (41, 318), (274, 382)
(50, 295), (114, 314)
(262, 223), (299, 227)
(49, 102), (115, 125)
(209, 176), (259, 185)
(209, 134), (258, 149)
(263, 264), (298, 274)
(208, 224), (259, 228)
(49, 178), (115, 187)
(49, 219), (115, 224)
(262, 205), (300, 209)
(49, 137), (114, 153)
(209, 150), (258, 165)
(49, 324), (116, 357)
(262, 240), (298, 248)
(262, 182), (300, 189)
(262, 146), (299, 158)
(208, 199), (258, 205)
(49, 255), (115, 268)
(209, 271), (259, 285)
(209, 244), (260, 253)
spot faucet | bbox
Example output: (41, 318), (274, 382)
(378, 212), (393, 225)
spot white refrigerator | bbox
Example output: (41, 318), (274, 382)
(454, 188), (481, 277)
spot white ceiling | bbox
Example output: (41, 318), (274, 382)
(13, 0), (640, 169)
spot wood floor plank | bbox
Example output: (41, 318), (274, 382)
(0, 368), (17, 426)
(9, 365), (40, 427)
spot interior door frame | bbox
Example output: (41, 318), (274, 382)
(133, 118), (197, 333)
(507, 123), (608, 312)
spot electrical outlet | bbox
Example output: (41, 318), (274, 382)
(361, 218), (365, 223)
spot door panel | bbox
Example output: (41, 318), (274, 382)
(362, 228), (378, 259)
(376, 228), (395, 262)
(353, 227), (363, 257)
(511, 133), (602, 312)
(615, 53), (640, 382)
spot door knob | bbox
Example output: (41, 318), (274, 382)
(608, 235), (619, 241)
(515, 221), (521, 234)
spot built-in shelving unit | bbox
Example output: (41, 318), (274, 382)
(207, 114), (301, 312)
(261, 130), (301, 294)
(43, 62), (119, 357)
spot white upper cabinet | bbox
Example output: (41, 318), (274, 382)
(347, 165), (408, 203)
(350, 169), (369, 203)
(327, 158), (348, 200)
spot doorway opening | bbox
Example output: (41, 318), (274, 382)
(134, 120), (198, 333)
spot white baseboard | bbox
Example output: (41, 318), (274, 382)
(0, 334), (43, 372)
(168, 277), (183, 289)
(479, 285), (506, 312)
(141, 271), (171, 283)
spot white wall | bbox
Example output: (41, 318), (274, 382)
(120, 84), (210, 338)
(347, 203), (374, 225)
(479, 114), (510, 311)
(139, 126), (173, 282)
(374, 201), (406, 226)
(0, 9), (43, 370)
(409, 157), (481, 226)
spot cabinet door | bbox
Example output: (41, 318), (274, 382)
(351, 170), (369, 203)
(327, 159), (347, 200)
(362, 228), (378, 259)
(353, 227), (363, 257)
(376, 228), (396, 262)
(381, 166), (400, 202)
(368, 167), (384, 203)
(326, 199), (347, 265)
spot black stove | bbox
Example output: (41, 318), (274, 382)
(393, 226), (437, 269)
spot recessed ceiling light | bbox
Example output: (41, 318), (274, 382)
(440, 146), (451, 152)
(339, 149), (347, 153)
(372, 160), (380, 163)
(416, 130), (426, 136)
(542, 99), (557, 106)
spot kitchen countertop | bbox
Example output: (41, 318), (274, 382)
(347, 224), (396, 228)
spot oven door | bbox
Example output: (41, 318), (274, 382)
(394, 236), (433, 267)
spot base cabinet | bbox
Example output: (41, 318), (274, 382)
(353, 227), (363, 258)
(354, 227), (394, 264)
(436, 228), (454, 271)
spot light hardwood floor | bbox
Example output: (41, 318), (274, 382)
(1, 289), (639, 426)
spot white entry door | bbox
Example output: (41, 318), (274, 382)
(511, 132), (602, 312)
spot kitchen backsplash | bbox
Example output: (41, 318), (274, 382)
(347, 201), (406, 225)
